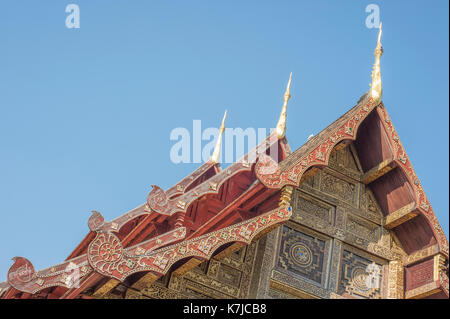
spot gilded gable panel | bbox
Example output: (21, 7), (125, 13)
(360, 185), (384, 220)
(319, 171), (358, 206)
(346, 214), (381, 243)
(275, 223), (331, 290)
(327, 145), (362, 179)
(338, 246), (387, 299)
(294, 191), (334, 224)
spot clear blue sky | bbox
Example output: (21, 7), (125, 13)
(0, 1), (448, 281)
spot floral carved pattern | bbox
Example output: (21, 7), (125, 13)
(339, 250), (383, 299)
(6, 256), (92, 294)
(3, 226), (186, 294)
(255, 95), (448, 259)
(255, 97), (376, 189)
(147, 185), (170, 214)
(277, 226), (327, 285)
(320, 172), (356, 204)
(296, 196), (330, 221)
(87, 232), (126, 280)
(85, 206), (291, 282)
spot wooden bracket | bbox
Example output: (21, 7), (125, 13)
(362, 158), (396, 184)
(384, 202), (417, 229)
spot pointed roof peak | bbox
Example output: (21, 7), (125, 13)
(370, 22), (383, 103)
(377, 22), (383, 45)
(276, 72), (293, 139)
(210, 110), (227, 164)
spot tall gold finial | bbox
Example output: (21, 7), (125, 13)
(370, 22), (383, 104)
(211, 110), (227, 164)
(275, 72), (292, 139)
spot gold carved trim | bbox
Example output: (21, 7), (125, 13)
(434, 254), (447, 282)
(92, 278), (120, 298)
(329, 292), (347, 299)
(404, 245), (439, 266)
(270, 280), (319, 299)
(279, 186), (294, 207)
(298, 167), (321, 187)
(130, 272), (160, 291)
(212, 242), (245, 260)
(405, 281), (440, 299)
(349, 143), (364, 174)
(171, 258), (204, 277)
(387, 260), (404, 299)
(333, 141), (348, 153)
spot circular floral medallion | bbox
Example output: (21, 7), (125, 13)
(351, 267), (369, 291)
(147, 185), (169, 214)
(88, 232), (125, 279)
(98, 242), (122, 263)
(7, 257), (35, 290)
(290, 243), (313, 267)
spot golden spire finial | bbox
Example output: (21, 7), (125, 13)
(275, 72), (292, 139)
(210, 110), (227, 164)
(370, 22), (383, 104)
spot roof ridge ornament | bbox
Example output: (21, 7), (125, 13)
(210, 110), (227, 164)
(276, 72), (293, 139)
(369, 22), (383, 104)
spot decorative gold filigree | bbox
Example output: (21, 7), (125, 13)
(279, 185), (294, 206)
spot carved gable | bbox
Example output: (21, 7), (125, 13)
(262, 143), (400, 299)
(103, 144), (426, 300)
(121, 240), (265, 299)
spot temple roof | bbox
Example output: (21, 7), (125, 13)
(1, 26), (448, 300)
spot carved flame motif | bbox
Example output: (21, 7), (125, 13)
(147, 185), (169, 214)
(256, 153), (280, 175)
(88, 210), (105, 231)
(87, 232), (125, 280)
(7, 257), (35, 289)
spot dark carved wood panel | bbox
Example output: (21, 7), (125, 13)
(277, 225), (329, 286)
(338, 249), (384, 299)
